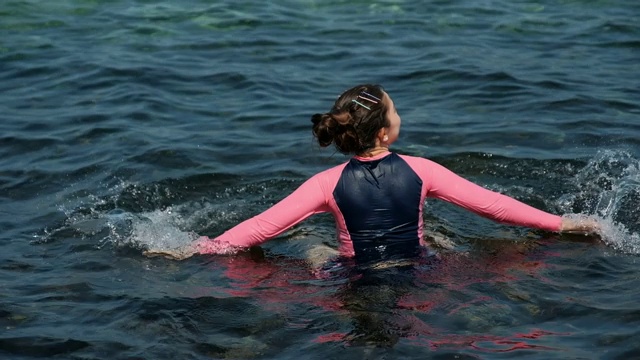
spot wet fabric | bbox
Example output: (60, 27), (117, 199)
(204, 151), (562, 258)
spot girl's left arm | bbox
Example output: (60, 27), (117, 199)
(421, 159), (563, 231)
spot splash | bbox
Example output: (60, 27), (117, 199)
(40, 177), (257, 259)
(43, 201), (246, 260)
(104, 207), (200, 254)
(558, 150), (640, 254)
(49, 205), (202, 258)
(102, 205), (249, 258)
(46, 193), (212, 259)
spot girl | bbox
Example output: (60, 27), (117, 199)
(182, 84), (598, 262)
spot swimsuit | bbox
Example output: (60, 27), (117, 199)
(202, 152), (561, 260)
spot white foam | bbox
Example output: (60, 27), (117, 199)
(559, 150), (640, 254)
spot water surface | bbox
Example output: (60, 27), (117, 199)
(1, 0), (639, 358)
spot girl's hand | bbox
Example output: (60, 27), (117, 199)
(142, 236), (241, 260)
(560, 215), (600, 235)
(193, 236), (242, 255)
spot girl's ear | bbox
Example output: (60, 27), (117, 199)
(377, 127), (389, 144)
(377, 127), (387, 139)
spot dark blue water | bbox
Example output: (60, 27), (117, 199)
(2, 0), (640, 358)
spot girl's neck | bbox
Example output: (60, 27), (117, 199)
(357, 146), (389, 158)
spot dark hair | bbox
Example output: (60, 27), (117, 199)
(311, 84), (389, 155)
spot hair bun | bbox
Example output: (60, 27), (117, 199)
(311, 113), (337, 147)
(310, 113), (325, 126)
(311, 110), (362, 153)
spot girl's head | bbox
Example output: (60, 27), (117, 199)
(311, 84), (400, 155)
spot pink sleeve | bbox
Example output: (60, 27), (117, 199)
(419, 158), (562, 231)
(202, 174), (331, 251)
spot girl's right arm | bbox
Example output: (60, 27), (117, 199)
(195, 174), (332, 254)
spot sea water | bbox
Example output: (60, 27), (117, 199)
(2, 0), (639, 358)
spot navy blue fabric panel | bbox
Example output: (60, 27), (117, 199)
(333, 153), (423, 263)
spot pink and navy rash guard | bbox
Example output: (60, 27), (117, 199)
(204, 151), (562, 260)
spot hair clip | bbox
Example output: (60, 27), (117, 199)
(358, 95), (378, 103)
(352, 99), (371, 110)
(360, 91), (381, 103)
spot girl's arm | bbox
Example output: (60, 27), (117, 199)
(196, 175), (331, 254)
(423, 159), (563, 231)
(421, 159), (599, 234)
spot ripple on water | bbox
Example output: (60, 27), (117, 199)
(1, 0), (639, 358)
